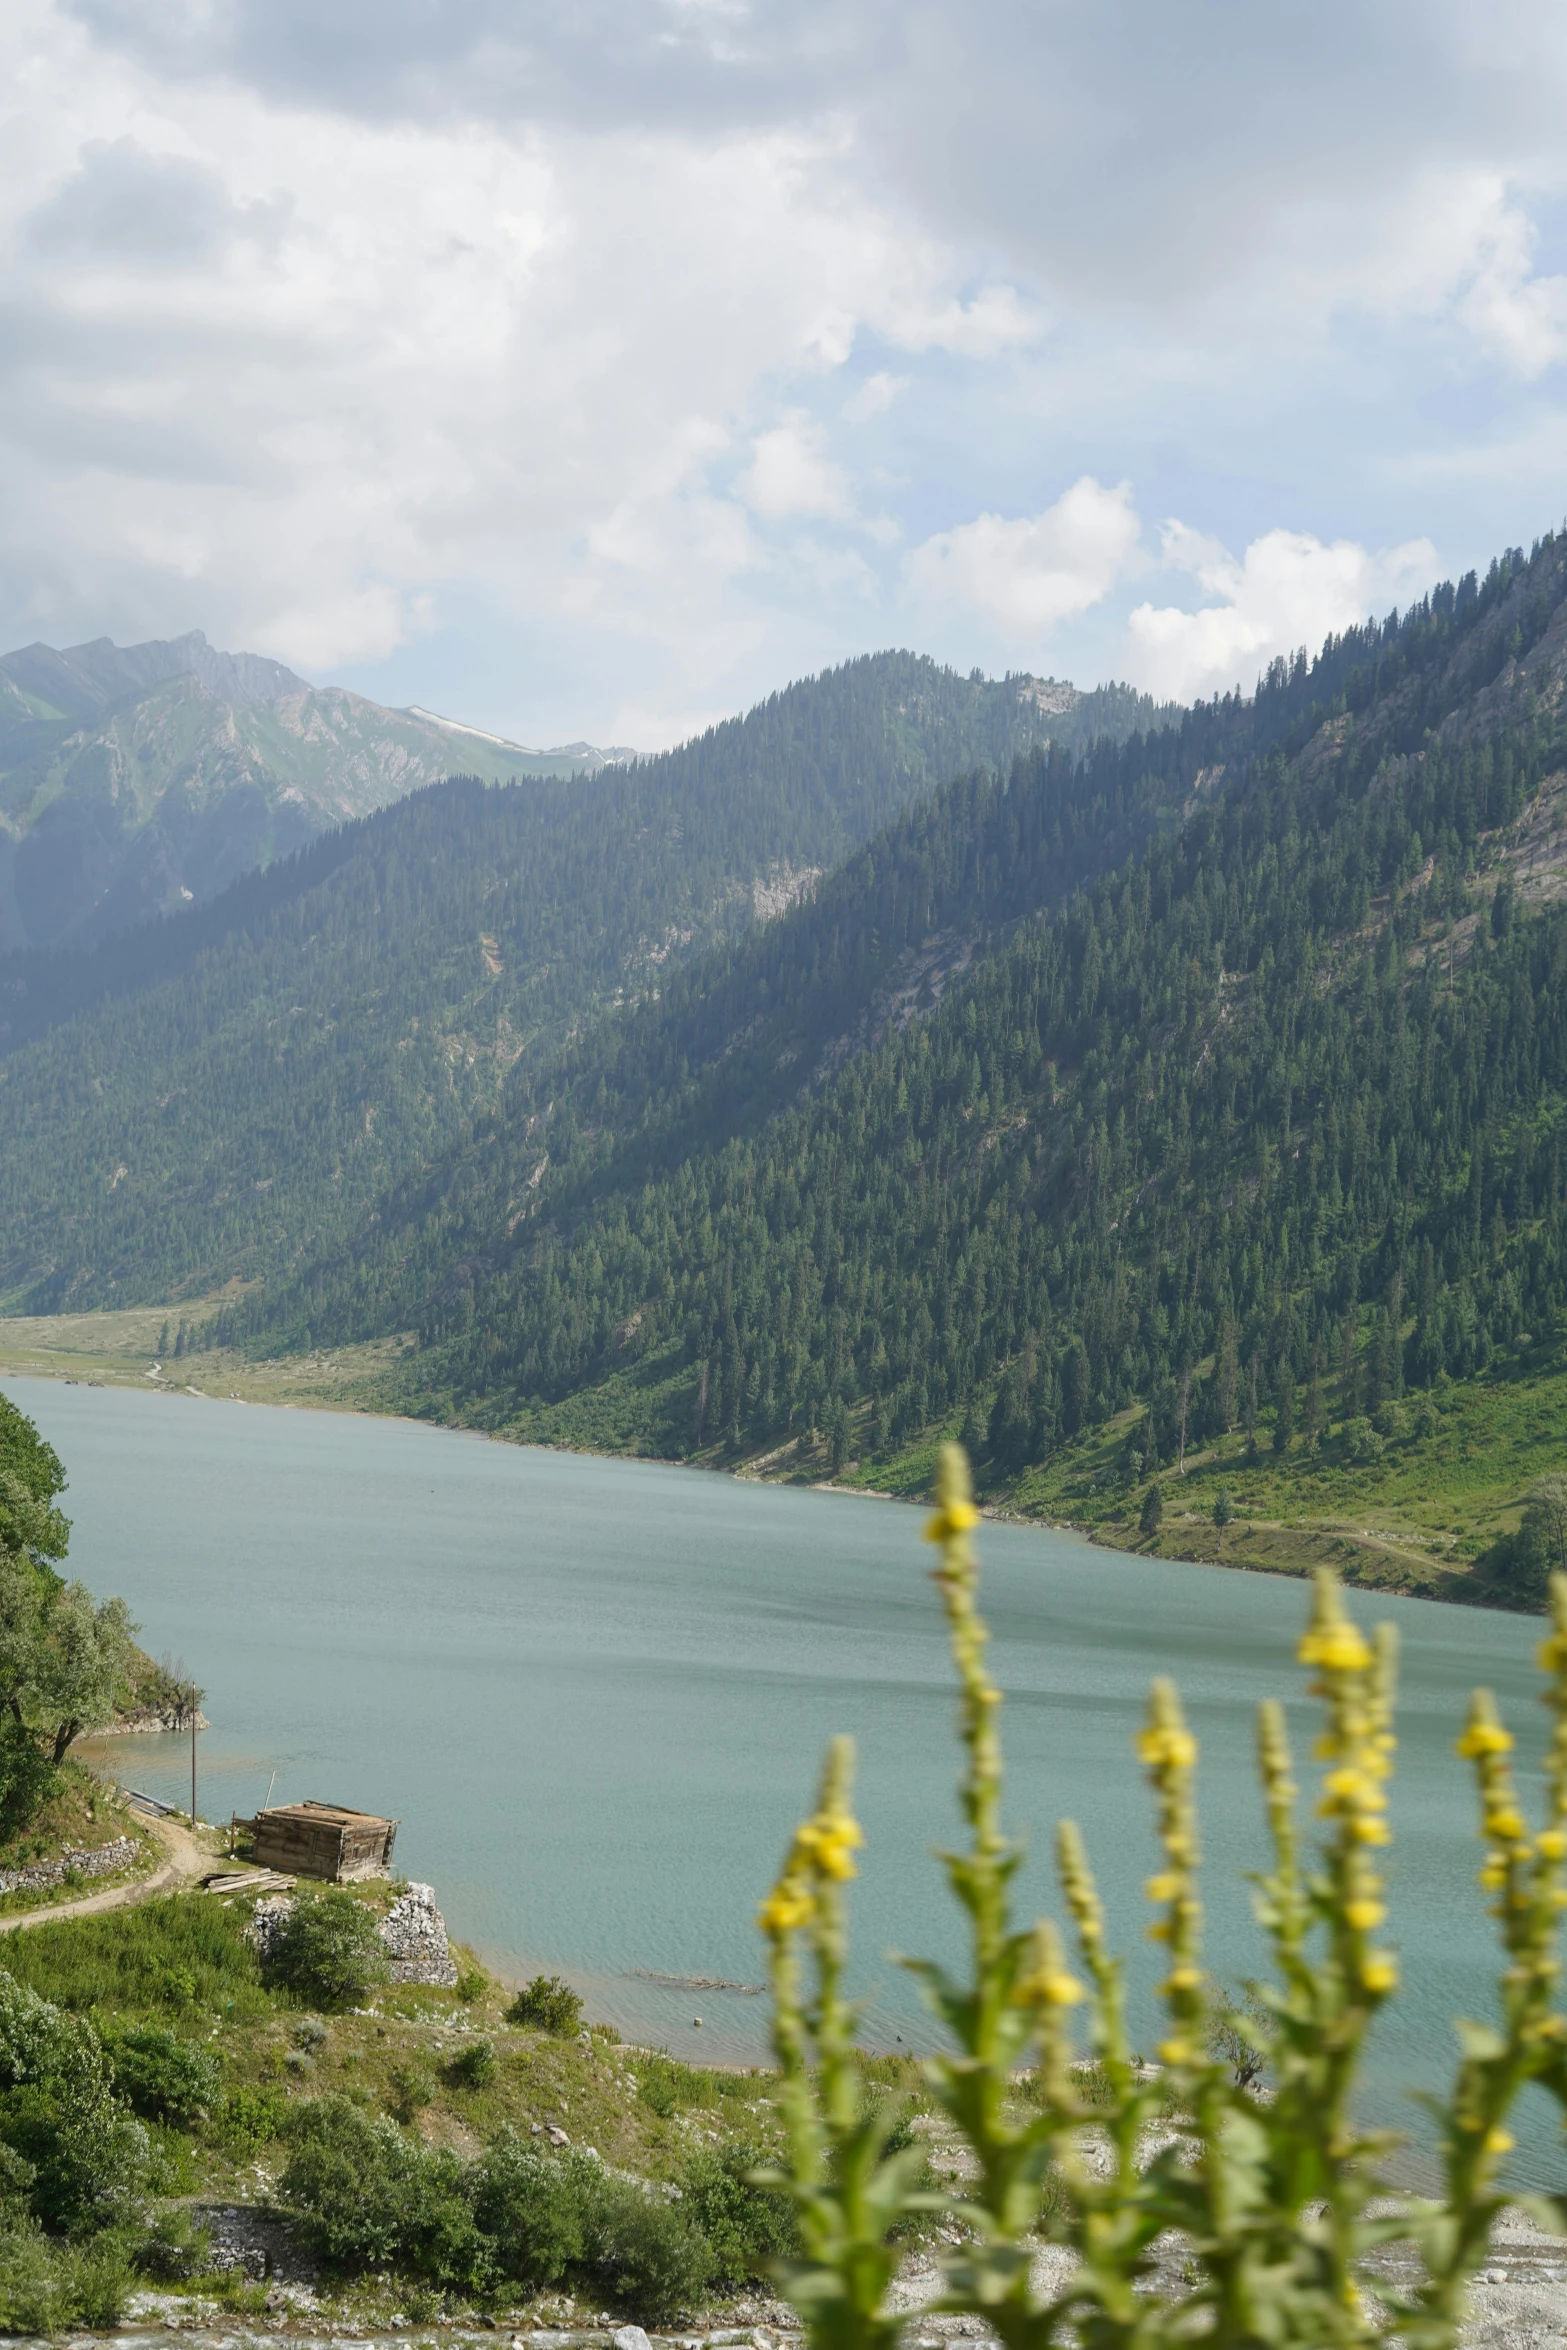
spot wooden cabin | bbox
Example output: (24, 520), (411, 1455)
(242, 1800), (398, 1883)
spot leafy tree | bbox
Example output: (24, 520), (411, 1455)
(281, 2096), (486, 2288)
(0, 1400), (68, 1574)
(581, 2174), (714, 2322)
(262, 1893), (388, 2011)
(681, 2142), (797, 2284)
(103, 2029), (221, 2124)
(31, 1587), (135, 1765)
(1529, 1474), (1567, 1580)
(470, 2132), (587, 2285)
(1139, 1486), (1164, 1537)
(0, 1972), (149, 2235)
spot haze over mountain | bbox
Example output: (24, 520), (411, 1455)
(0, 629), (631, 953)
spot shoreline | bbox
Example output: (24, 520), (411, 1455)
(0, 1344), (1529, 1620)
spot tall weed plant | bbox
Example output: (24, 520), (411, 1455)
(758, 1443), (1567, 2350)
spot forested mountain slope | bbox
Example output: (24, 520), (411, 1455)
(215, 533), (1567, 1565)
(0, 655), (1157, 1310)
(0, 628), (612, 952)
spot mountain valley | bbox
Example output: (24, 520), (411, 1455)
(3, 572), (1566, 1608)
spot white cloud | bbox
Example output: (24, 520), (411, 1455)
(906, 477), (1141, 638)
(884, 282), (1042, 356)
(11, 0), (1567, 742)
(1125, 523), (1441, 702)
(1452, 192), (1567, 377)
(738, 412), (851, 519)
(842, 370), (906, 421)
(0, 1), (1028, 690)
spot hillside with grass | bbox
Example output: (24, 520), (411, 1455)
(0, 1869), (948, 2333)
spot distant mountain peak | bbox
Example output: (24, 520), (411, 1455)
(1, 626), (309, 718)
(405, 706), (636, 768)
(0, 628), (645, 952)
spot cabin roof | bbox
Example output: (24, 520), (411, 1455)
(256, 1800), (398, 1832)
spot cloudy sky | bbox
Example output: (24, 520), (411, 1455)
(4, 1), (1567, 747)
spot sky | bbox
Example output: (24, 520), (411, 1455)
(4, 3), (1567, 750)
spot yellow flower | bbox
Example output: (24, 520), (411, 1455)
(1484, 2127), (1515, 2156)
(1344, 1898), (1386, 1931)
(1484, 1809), (1528, 1845)
(1298, 1625), (1372, 1674)
(758, 1885), (814, 1934)
(1538, 1829), (1567, 1860)
(1157, 2036), (1191, 2066)
(1456, 1719), (1515, 1760)
(1144, 1873), (1179, 1902)
(796, 1809), (865, 1882)
(1163, 1966), (1202, 1993)
(1477, 1863), (1508, 1891)
(924, 1502), (980, 1543)
(1360, 1953), (1398, 1995)
(1538, 1633), (1567, 1674)
(1035, 1969), (1085, 2007)
(1137, 1726), (1198, 1772)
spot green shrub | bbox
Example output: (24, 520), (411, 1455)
(506, 1975), (581, 2035)
(263, 1893), (388, 2011)
(281, 2095), (487, 2291)
(105, 2027), (221, 2123)
(218, 2084), (291, 2151)
(446, 2038), (496, 2090)
(681, 2143), (795, 2285)
(583, 2176), (713, 2323)
(388, 2059), (436, 2121)
(1138, 1484), (1163, 1535)
(0, 2225), (132, 2331)
(470, 2133), (586, 2286)
(133, 2207), (213, 2282)
(0, 1970), (148, 2234)
(632, 2053), (703, 2118)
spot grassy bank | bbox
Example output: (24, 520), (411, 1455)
(0, 1308), (415, 1417)
(4, 1309), (1563, 1608)
(0, 1875), (940, 2333)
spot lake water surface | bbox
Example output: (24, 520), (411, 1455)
(8, 1377), (1558, 2183)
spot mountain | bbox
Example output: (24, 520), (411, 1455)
(178, 530), (1567, 1608)
(0, 629), (628, 951)
(0, 652), (1167, 1310)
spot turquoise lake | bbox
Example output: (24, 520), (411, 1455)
(8, 1375), (1560, 2185)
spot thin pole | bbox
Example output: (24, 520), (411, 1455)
(190, 1695), (198, 1830)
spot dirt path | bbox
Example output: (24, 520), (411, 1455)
(0, 1810), (213, 1935)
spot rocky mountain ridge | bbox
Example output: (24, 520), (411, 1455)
(0, 629), (627, 951)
